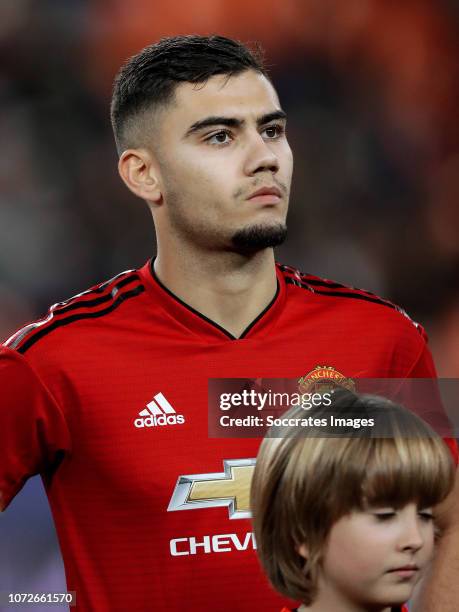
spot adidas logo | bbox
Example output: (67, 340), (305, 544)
(134, 392), (185, 428)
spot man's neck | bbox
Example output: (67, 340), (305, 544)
(154, 249), (278, 338)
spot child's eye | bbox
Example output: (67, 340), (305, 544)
(373, 511), (396, 521)
(418, 510), (434, 522)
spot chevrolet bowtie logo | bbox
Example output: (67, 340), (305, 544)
(167, 458), (256, 519)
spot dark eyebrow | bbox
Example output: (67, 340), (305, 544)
(256, 110), (287, 127)
(184, 110), (287, 139)
(184, 116), (243, 138)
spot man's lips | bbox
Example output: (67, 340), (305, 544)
(247, 186), (282, 203)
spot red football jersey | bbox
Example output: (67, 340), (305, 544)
(0, 261), (456, 611)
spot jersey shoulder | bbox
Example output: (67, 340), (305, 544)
(277, 263), (426, 339)
(3, 268), (145, 355)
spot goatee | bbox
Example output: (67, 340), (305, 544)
(231, 223), (287, 252)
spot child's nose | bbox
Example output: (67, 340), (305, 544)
(397, 516), (425, 552)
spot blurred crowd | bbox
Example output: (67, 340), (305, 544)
(1, 0), (458, 371)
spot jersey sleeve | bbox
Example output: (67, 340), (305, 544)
(406, 335), (437, 378)
(403, 339), (458, 464)
(0, 346), (71, 511)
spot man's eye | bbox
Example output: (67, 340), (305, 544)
(206, 131), (232, 145)
(262, 124), (285, 139)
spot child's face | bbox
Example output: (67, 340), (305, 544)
(315, 503), (435, 609)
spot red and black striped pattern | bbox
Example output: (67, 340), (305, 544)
(278, 263), (418, 327)
(4, 270), (145, 354)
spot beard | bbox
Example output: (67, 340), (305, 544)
(230, 223), (287, 253)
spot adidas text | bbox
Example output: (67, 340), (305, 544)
(135, 414), (185, 428)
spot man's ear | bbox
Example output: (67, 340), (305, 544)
(118, 148), (162, 204)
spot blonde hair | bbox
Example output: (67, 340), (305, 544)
(250, 390), (455, 605)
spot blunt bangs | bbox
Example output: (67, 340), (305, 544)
(358, 435), (455, 511)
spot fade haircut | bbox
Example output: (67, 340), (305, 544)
(250, 390), (455, 605)
(110, 34), (268, 155)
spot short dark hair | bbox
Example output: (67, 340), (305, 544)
(110, 34), (268, 154)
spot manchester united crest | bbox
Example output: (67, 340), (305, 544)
(298, 365), (355, 394)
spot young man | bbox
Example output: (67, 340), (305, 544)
(251, 390), (456, 612)
(0, 35), (457, 611)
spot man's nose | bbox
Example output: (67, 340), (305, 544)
(243, 132), (279, 176)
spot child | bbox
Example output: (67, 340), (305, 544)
(250, 390), (455, 612)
